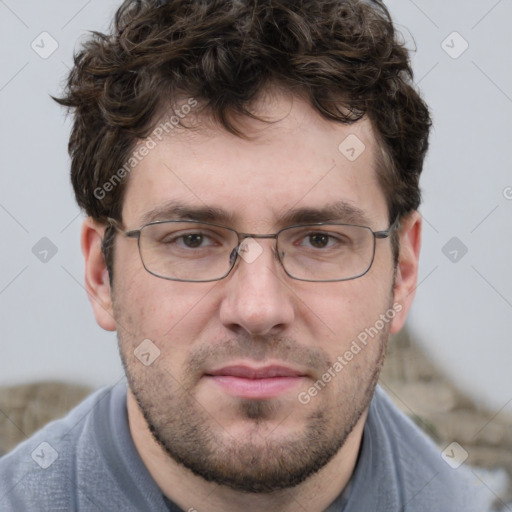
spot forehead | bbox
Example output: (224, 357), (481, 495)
(121, 92), (388, 229)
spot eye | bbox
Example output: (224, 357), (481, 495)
(160, 230), (217, 249)
(180, 233), (209, 248)
(306, 233), (333, 249)
(299, 231), (348, 250)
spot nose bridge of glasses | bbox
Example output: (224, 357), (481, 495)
(238, 232), (279, 240)
(236, 232), (279, 253)
(232, 232), (281, 267)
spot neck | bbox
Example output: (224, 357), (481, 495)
(127, 390), (366, 512)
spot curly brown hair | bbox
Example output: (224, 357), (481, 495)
(54, 0), (431, 276)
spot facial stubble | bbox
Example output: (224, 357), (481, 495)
(116, 320), (390, 494)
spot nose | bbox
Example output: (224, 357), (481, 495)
(219, 238), (295, 336)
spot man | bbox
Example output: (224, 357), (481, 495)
(0, 0), (494, 510)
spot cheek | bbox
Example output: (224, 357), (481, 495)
(295, 275), (393, 342)
(114, 269), (219, 352)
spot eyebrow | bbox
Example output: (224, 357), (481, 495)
(138, 200), (235, 225)
(279, 202), (371, 226)
(137, 199), (371, 228)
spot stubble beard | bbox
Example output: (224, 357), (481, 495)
(116, 322), (390, 494)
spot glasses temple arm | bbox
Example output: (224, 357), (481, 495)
(374, 216), (401, 239)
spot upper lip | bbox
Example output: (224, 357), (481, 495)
(206, 365), (305, 379)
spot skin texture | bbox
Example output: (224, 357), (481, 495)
(82, 89), (421, 512)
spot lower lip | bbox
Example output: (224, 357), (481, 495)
(205, 375), (305, 399)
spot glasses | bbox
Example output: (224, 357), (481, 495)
(107, 217), (399, 283)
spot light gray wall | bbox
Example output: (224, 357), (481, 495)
(385, 0), (512, 412)
(1, 0), (511, 412)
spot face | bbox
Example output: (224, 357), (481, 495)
(87, 90), (418, 493)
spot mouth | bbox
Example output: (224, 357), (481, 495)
(204, 364), (308, 399)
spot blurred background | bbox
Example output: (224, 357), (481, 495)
(0, 0), (511, 506)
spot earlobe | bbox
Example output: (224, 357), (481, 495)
(390, 211), (422, 334)
(81, 218), (117, 331)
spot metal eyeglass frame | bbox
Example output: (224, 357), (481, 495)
(106, 216), (400, 283)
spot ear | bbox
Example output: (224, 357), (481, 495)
(390, 211), (422, 334)
(81, 218), (116, 331)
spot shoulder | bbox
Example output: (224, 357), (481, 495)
(0, 386), (116, 512)
(365, 386), (493, 511)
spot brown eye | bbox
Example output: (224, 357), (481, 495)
(308, 233), (330, 248)
(182, 234), (204, 248)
